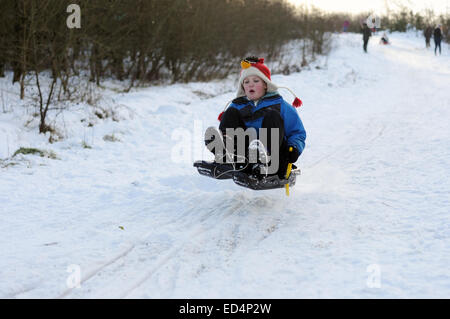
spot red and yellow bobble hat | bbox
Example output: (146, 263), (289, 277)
(218, 58), (302, 121)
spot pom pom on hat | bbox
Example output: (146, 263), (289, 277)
(277, 86), (303, 108)
(241, 60), (252, 69)
(292, 97), (303, 108)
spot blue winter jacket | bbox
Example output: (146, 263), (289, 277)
(227, 93), (306, 154)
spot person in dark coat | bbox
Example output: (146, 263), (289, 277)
(424, 26), (433, 48)
(362, 23), (372, 53)
(434, 25), (442, 55)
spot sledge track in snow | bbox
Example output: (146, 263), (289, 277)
(119, 195), (287, 298)
(57, 193), (262, 298)
(57, 243), (136, 298)
(56, 198), (194, 299)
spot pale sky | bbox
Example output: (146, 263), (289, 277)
(288, 0), (450, 15)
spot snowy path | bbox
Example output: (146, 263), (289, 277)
(1, 33), (449, 298)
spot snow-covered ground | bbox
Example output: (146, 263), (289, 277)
(1, 32), (449, 298)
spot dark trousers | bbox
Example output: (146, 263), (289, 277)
(363, 39), (369, 52)
(218, 107), (289, 177)
(435, 39), (442, 55)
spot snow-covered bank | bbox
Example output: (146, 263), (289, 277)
(1, 32), (449, 298)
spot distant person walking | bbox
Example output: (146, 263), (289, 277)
(433, 25), (442, 55)
(424, 26), (433, 48)
(361, 22), (372, 53)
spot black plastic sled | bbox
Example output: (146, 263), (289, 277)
(193, 160), (300, 191)
(193, 160), (237, 180)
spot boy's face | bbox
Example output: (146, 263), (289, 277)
(243, 75), (267, 101)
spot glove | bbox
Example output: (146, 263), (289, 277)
(282, 144), (300, 163)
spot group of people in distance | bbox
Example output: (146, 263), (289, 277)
(424, 25), (444, 55)
(360, 22), (445, 55)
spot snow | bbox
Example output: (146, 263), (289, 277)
(1, 32), (449, 298)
